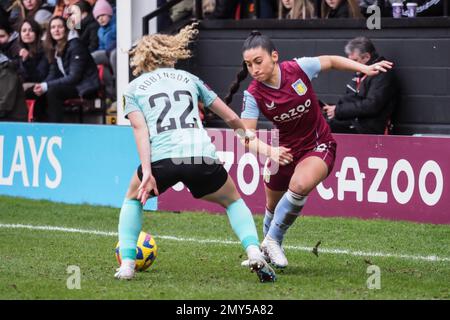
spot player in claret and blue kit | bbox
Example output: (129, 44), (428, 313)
(225, 31), (393, 269)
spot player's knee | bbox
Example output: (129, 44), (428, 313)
(288, 180), (312, 196)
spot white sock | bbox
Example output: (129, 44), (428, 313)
(122, 259), (136, 269)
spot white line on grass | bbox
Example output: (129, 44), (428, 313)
(1, 223), (449, 263)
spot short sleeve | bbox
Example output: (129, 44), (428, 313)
(241, 90), (260, 119)
(294, 57), (321, 80)
(193, 77), (218, 108)
(122, 85), (140, 119)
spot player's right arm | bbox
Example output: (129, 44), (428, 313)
(209, 97), (254, 141)
(128, 111), (159, 204)
(240, 91), (293, 166)
(192, 74), (255, 142)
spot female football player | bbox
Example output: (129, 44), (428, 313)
(225, 31), (392, 268)
(114, 24), (276, 283)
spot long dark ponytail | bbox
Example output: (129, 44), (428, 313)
(224, 31), (276, 105)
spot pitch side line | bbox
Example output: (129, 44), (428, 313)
(0, 223), (449, 263)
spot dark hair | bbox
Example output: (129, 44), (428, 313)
(14, 0), (43, 28)
(74, 0), (92, 14)
(19, 18), (42, 57)
(344, 36), (377, 56)
(0, 18), (13, 34)
(44, 16), (69, 63)
(224, 31), (276, 105)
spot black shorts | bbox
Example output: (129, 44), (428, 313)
(137, 157), (228, 199)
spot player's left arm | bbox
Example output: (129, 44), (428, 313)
(318, 55), (393, 76)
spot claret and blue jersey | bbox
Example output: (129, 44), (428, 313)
(241, 57), (335, 155)
(123, 68), (219, 162)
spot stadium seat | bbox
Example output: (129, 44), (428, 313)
(26, 99), (35, 123)
(63, 65), (107, 124)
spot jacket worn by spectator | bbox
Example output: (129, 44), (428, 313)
(45, 37), (100, 97)
(78, 13), (99, 53)
(18, 48), (49, 83)
(97, 14), (116, 53)
(0, 30), (20, 62)
(333, 55), (399, 134)
(0, 55), (27, 121)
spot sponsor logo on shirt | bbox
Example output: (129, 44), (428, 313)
(291, 78), (308, 96)
(265, 101), (276, 110)
(273, 99), (312, 122)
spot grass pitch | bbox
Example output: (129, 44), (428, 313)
(0, 196), (449, 300)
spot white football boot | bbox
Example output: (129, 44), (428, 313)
(114, 259), (136, 280)
(260, 235), (288, 268)
(245, 245), (276, 283)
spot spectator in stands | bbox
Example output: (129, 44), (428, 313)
(321, 0), (362, 18)
(70, 0), (98, 52)
(92, 0), (115, 100)
(257, 0), (278, 18)
(202, 0), (216, 17)
(0, 19), (27, 121)
(18, 18), (48, 120)
(33, 16), (99, 122)
(322, 37), (399, 134)
(279, 0), (316, 19)
(0, 52), (27, 121)
(8, 0), (53, 28)
(0, 18), (20, 61)
(53, 0), (95, 18)
(206, 0), (239, 19)
(170, 0), (193, 24)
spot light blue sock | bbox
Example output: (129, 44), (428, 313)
(118, 198), (143, 261)
(226, 198), (260, 249)
(267, 190), (307, 243)
(263, 208), (274, 238)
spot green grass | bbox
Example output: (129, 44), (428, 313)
(0, 195), (449, 300)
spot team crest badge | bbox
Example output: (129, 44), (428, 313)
(292, 79), (308, 96)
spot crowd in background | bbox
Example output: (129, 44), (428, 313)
(0, 0), (116, 122)
(0, 0), (447, 127)
(164, 0), (448, 24)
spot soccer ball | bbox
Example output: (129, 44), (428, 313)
(115, 231), (158, 271)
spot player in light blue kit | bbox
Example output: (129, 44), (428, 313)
(114, 24), (276, 283)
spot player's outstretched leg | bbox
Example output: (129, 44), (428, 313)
(227, 198), (276, 283)
(115, 173), (143, 280)
(202, 175), (276, 283)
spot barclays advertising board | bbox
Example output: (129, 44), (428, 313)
(0, 123), (157, 210)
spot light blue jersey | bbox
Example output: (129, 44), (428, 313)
(123, 68), (218, 162)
